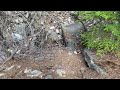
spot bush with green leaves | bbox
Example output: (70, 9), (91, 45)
(75, 11), (120, 56)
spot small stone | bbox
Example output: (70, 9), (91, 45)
(0, 73), (5, 77)
(16, 50), (21, 54)
(17, 65), (21, 69)
(15, 19), (19, 23)
(24, 68), (43, 78)
(26, 70), (43, 78)
(51, 70), (55, 72)
(7, 49), (13, 53)
(34, 56), (45, 61)
(19, 18), (23, 23)
(70, 11), (75, 14)
(24, 68), (32, 73)
(7, 11), (12, 15)
(45, 75), (53, 79)
(56, 69), (66, 77)
(25, 13), (29, 18)
(55, 29), (60, 33)
(29, 38), (32, 41)
(41, 21), (44, 24)
(50, 26), (55, 29)
(74, 51), (77, 54)
(68, 52), (72, 55)
(58, 35), (62, 39)
(81, 67), (85, 71)
(53, 21), (56, 23)
(25, 44), (28, 47)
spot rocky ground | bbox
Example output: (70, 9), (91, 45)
(0, 45), (120, 79)
(0, 46), (105, 79)
(0, 11), (120, 79)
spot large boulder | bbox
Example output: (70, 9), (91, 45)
(61, 22), (86, 52)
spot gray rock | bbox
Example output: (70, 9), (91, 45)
(56, 69), (66, 77)
(62, 22), (85, 34)
(15, 24), (26, 35)
(83, 48), (108, 76)
(11, 33), (23, 45)
(24, 68), (43, 78)
(62, 23), (85, 52)
(24, 68), (32, 74)
(34, 56), (45, 61)
(45, 75), (53, 79)
(46, 30), (62, 43)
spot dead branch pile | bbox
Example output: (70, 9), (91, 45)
(0, 11), (74, 63)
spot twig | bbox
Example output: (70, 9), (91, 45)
(0, 47), (19, 67)
(16, 70), (22, 76)
(17, 11), (37, 36)
(17, 11), (38, 50)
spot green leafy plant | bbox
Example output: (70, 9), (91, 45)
(75, 11), (120, 56)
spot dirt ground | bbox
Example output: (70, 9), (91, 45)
(0, 44), (120, 79)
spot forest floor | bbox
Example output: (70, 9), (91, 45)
(0, 11), (120, 79)
(0, 44), (120, 79)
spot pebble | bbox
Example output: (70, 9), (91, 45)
(16, 50), (21, 54)
(26, 70), (43, 78)
(74, 51), (77, 54)
(68, 52), (72, 55)
(34, 56), (45, 61)
(0, 73), (5, 77)
(24, 68), (32, 73)
(56, 69), (66, 77)
(15, 19), (19, 23)
(50, 26), (55, 29)
(55, 29), (60, 33)
(24, 68), (43, 78)
(45, 75), (53, 79)
(19, 17), (23, 23)
(17, 65), (21, 69)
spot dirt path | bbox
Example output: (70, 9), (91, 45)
(0, 11), (120, 79)
(0, 45), (114, 79)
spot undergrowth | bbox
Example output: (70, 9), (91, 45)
(75, 11), (120, 56)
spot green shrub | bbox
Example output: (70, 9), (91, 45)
(75, 11), (120, 56)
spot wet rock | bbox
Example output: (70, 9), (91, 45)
(45, 75), (53, 79)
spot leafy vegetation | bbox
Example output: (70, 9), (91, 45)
(75, 11), (120, 56)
